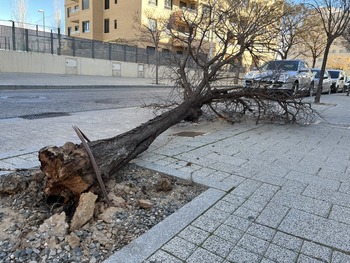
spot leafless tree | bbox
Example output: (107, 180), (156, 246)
(133, 10), (171, 84)
(39, 0), (316, 207)
(268, 2), (308, 59)
(12, 0), (28, 27)
(53, 0), (63, 30)
(308, 0), (350, 103)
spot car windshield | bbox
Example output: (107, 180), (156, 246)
(262, 61), (299, 71)
(328, 71), (340, 78)
(311, 70), (321, 78)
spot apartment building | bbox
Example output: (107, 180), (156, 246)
(65, 0), (279, 69)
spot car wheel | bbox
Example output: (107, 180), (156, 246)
(331, 84), (336, 93)
(292, 81), (299, 95)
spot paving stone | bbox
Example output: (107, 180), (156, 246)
(329, 204), (350, 224)
(191, 215), (221, 232)
(224, 214), (253, 231)
(145, 250), (182, 263)
(214, 224), (244, 244)
(339, 182), (350, 194)
(230, 179), (262, 198)
(331, 251), (350, 262)
(161, 237), (196, 260)
(254, 183), (280, 198)
(271, 191), (331, 217)
(280, 180), (308, 195)
(278, 209), (350, 252)
(272, 232), (303, 252)
(285, 170), (340, 190)
(202, 235), (235, 258)
(226, 246), (261, 263)
(300, 241), (332, 262)
(237, 234), (270, 255)
(221, 194), (246, 207)
(202, 208), (230, 223)
(178, 225), (210, 246)
(255, 203), (290, 228)
(241, 199), (268, 213)
(246, 223), (276, 242)
(260, 258), (276, 263)
(213, 200), (239, 214)
(264, 244), (298, 262)
(233, 206), (260, 222)
(186, 247), (224, 263)
(297, 254), (326, 263)
(303, 185), (350, 208)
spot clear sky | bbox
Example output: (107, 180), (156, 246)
(0, 0), (64, 30)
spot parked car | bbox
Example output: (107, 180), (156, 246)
(244, 60), (314, 95)
(327, 69), (345, 93)
(311, 68), (332, 94)
(345, 76), (350, 93)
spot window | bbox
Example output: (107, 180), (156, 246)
(104, 19), (110, 33)
(67, 27), (71, 36)
(114, 19), (118, 29)
(115, 0), (117, 3)
(105, 0), (110, 9)
(82, 0), (89, 10)
(164, 0), (172, 9)
(148, 0), (158, 6)
(148, 18), (157, 32)
(82, 21), (90, 33)
(67, 7), (71, 17)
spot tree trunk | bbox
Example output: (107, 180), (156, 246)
(39, 97), (205, 201)
(315, 41), (331, 103)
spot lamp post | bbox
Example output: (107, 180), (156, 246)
(38, 9), (45, 35)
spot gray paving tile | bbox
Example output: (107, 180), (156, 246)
(297, 254), (325, 263)
(285, 170), (340, 190)
(213, 199), (239, 214)
(264, 244), (298, 263)
(226, 246), (261, 263)
(331, 251), (350, 262)
(145, 250), (182, 263)
(241, 199), (268, 213)
(329, 204), (350, 224)
(162, 236), (196, 260)
(224, 214), (253, 231)
(214, 224), (244, 244)
(237, 234), (270, 255)
(272, 232), (303, 252)
(252, 172), (287, 186)
(233, 206), (259, 221)
(271, 191), (331, 217)
(186, 247), (224, 263)
(229, 179), (262, 198)
(246, 223), (276, 242)
(254, 183), (280, 198)
(300, 241), (332, 262)
(221, 193), (247, 207)
(255, 203), (290, 228)
(178, 225), (210, 246)
(279, 209), (350, 251)
(202, 208), (231, 223)
(303, 185), (350, 208)
(191, 215), (221, 232)
(202, 235), (235, 258)
(280, 180), (308, 195)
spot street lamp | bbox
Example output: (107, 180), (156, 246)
(38, 9), (45, 35)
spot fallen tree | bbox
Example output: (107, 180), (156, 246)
(38, 0), (316, 208)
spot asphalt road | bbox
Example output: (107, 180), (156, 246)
(0, 87), (175, 119)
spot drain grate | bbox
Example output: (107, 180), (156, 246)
(19, 112), (70, 120)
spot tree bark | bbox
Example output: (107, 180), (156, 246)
(39, 97), (206, 201)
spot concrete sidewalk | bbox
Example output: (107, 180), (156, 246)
(0, 72), (173, 89)
(1, 76), (350, 262)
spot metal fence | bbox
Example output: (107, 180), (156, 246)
(0, 21), (244, 72)
(0, 21), (167, 66)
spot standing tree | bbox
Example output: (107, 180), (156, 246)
(39, 0), (315, 208)
(268, 2), (308, 59)
(133, 10), (170, 85)
(12, 0), (28, 27)
(53, 0), (63, 30)
(309, 0), (350, 103)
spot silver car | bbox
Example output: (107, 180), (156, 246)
(327, 69), (345, 93)
(244, 60), (314, 95)
(311, 68), (332, 94)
